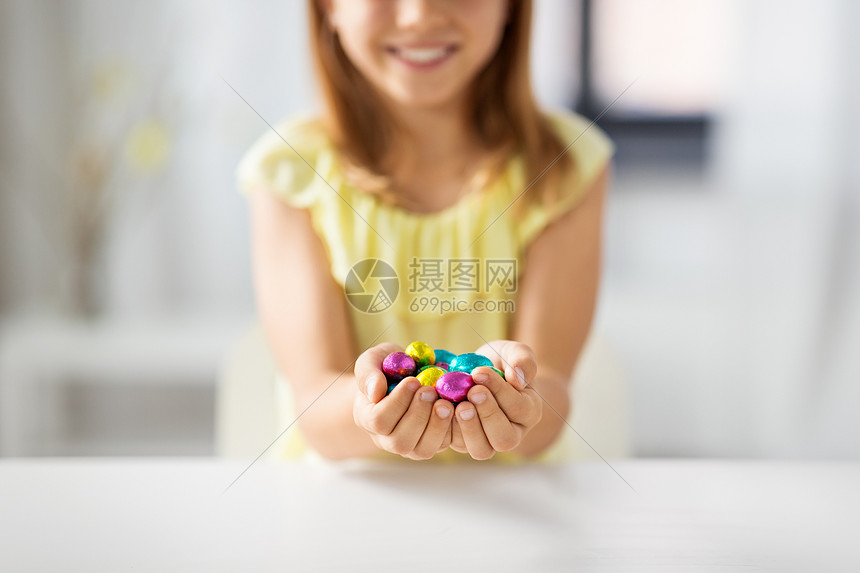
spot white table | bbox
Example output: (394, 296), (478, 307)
(0, 458), (857, 572)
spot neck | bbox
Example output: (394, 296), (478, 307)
(381, 94), (479, 177)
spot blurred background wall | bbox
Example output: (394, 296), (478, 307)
(0, 0), (857, 459)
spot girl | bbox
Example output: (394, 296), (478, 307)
(236, 0), (614, 464)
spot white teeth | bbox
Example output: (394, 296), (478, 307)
(395, 47), (450, 64)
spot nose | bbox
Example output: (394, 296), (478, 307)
(396, 0), (447, 30)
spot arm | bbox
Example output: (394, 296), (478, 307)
(249, 187), (454, 461)
(509, 163), (611, 457)
(248, 187), (378, 460)
(446, 163), (612, 460)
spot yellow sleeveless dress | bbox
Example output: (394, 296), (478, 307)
(236, 108), (615, 465)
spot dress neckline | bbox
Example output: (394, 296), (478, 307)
(329, 148), (522, 222)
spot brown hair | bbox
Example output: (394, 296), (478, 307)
(307, 0), (573, 217)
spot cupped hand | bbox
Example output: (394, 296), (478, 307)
(353, 343), (454, 460)
(449, 340), (543, 460)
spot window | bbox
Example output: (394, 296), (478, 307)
(575, 0), (734, 169)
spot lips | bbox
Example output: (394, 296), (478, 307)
(386, 44), (458, 67)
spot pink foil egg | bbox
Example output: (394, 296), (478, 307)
(435, 371), (474, 403)
(382, 352), (416, 381)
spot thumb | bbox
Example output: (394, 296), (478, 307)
(354, 342), (402, 402)
(361, 370), (387, 403)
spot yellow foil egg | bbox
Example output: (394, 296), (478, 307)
(416, 366), (446, 387)
(405, 340), (435, 369)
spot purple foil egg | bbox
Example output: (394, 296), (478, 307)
(382, 352), (416, 380)
(435, 362), (450, 371)
(435, 371), (474, 402)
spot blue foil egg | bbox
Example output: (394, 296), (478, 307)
(450, 353), (493, 373)
(433, 349), (457, 366)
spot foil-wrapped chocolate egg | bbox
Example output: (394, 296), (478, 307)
(386, 381), (399, 395)
(382, 352), (416, 380)
(450, 353), (493, 373)
(416, 366), (446, 387)
(433, 349), (457, 366)
(419, 363), (449, 373)
(405, 341), (435, 369)
(435, 371), (475, 402)
(435, 362), (450, 371)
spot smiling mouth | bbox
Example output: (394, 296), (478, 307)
(386, 45), (458, 67)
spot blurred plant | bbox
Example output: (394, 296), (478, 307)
(64, 58), (175, 318)
(125, 119), (171, 173)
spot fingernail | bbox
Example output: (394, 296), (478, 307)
(407, 379), (420, 391)
(420, 389), (435, 402)
(472, 371), (488, 383)
(471, 392), (487, 404)
(515, 367), (527, 388)
(436, 406), (451, 418)
(367, 379), (380, 400)
(460, 408), (475, 420)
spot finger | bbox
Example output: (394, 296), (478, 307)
(450, 416), (467, 453)
(355, 342), (403, 402)
(437, 417), (453, 452)
(469, 366), (535, 425)
(359, 376), (420, 436)
(408, 397), (454, 460)
(466, 384), (520, 452)
(385, 385), (438, 456)
(473, 341), (506, 370)
(455, 401), (495, 460)
(500, 343), (537, 390)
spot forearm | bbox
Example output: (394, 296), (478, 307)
(292, 373), (381, 460)
(510, 372), (571, 458)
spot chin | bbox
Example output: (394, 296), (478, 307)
(386, 85), (467, 112)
